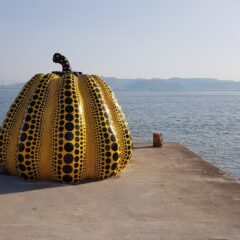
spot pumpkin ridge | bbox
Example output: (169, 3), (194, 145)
(0, 74), (43, 171)
(81, 75), (121, 179)
(39, 74), (60, 180)
(52, 73), (87, 183)
(16, 74), (55, 180)
(73, 76), (87, 180)
(77, 75), (98, 179)
(92, 75), (133, 171)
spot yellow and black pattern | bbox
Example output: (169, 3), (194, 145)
(81, 75), (121, 179)
(0, 74), (43, 169)
(0, 53), (132, 183)
(17, 74), (54, 180)
(52, 73), (86, 183)
(93, 75), (133, 171)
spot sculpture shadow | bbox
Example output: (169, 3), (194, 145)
(0, 171), (95, 195)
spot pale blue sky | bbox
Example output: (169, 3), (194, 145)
(1, 0), (240, 83)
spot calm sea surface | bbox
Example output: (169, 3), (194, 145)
(0, 89), (240, 179)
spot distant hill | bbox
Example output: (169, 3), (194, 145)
(0, 82), (25, 89)
(104, 77), (240, 91)
(1, 77), (240, 91)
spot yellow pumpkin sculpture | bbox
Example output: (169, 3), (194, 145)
(0, 53), (133, 183)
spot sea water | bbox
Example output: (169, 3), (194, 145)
(0, 89), (240, 179)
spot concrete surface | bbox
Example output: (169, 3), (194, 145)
(0, 143), (240, 240)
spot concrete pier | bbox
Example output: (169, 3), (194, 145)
(0, 143), (240, 240)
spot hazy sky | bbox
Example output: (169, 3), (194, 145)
(1, 0), (240, 83)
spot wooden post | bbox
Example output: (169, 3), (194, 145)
(153, 132), (163, 147)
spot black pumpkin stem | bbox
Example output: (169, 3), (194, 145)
(53, 53), (72, 73)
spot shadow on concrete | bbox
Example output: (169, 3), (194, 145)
(0, 173), (64, 194)
(0, 171), (97, 195)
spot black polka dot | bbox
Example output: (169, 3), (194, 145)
(25, 115), (32, 122)
(18, 154), (24, 162)
(65, 105), (74, 113)
(18, 143), (25, 152)
(26, 148), (30, 153)
(65, 122), (74, 131)
(65, 132), (74, 141)
(59, 126), (64, 132)
(105, 165), (110, 170)
(64, 154), (73, 164)
(105, 145), (110, 151)
(106, 158), (111, 164)
(62, 175), (73, 183)
(33, 94), (38, 100)
(65, 114), (74, 121)
(28, 108), (33, 113)
(22, 123), (29, 131)
(65, 98), (73, 104)
(111, 143), (118, 151)
(106, 152), (111, 157)
(110, 135), (116, 142)
(20, 133), (27, 142)
(113, 152), (119, 161)
(28, 135), (33, 141)
(104, 133), (109, 138)
(63, 165), (73, 174)
(64, 143), (74, 152)
(111, 163), (117, 170)
(65, 91), (71, 97)
(30, 101), (36, 107)
(18, 164), (26, 171)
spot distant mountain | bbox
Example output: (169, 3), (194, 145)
(0, 82), (25, 89)
(1, 77), (240, 91)
(104, 77), (240, 91)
